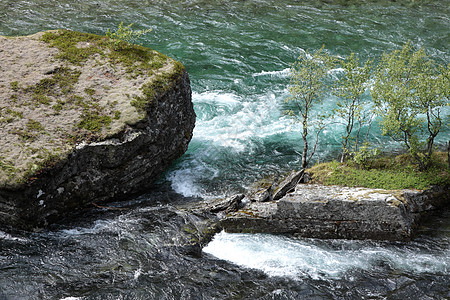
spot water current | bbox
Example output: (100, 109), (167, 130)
(1, 0), (449, 299)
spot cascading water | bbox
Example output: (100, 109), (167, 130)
(1, 0), (449, 299)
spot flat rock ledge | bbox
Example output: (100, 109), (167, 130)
(0, 30), (195, 230)
(217, 183), (449, 241)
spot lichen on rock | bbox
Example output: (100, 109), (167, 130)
(0, 30), (195, 230)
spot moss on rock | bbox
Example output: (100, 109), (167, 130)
(0, 29), (186, 189)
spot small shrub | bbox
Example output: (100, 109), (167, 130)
(350, 142), (380, 169)
(106, 22), (152, 50)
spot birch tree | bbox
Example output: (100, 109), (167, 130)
(372, 42), (449, 170)
(333, 53), (373, 162)
(286, 47), (338, 169)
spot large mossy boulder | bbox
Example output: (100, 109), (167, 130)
(0, 30), (195, 230)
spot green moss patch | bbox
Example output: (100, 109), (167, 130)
(10, 81), (20, 92)
(108, 45), (168, 78)
(22, 67), (81, 107)
(0, 108), (23, 124)
(40, 29), (183, 119)
(41, 30), (106, 64)
(77, 111), (112, 132)
(41, 29), (171, 79)
(132, 61), (185, 113)
(0, 157), (16, 179)
(11, 119), (46, 142)
(307, 152), (449, 190)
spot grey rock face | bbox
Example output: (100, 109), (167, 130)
(273, 169), (304, 200)
(0, 70), (195, 230)
(220, 184), (449, 241)
(248, 187), (273, 203)
(209, 194), (245, 214)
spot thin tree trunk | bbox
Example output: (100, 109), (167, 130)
(424, 108), (441, 169)
(364, 113), (374, 143)
(354, 122), (362, 152)
(426, 136), (434, 162)
(341, 105), (355, 163)
(447, 140), (449, 169)
(302, 119), (308, 169)
(340, 134), (350, 163)
(340, 149), (346, 163)
(307, 124), (325, 167)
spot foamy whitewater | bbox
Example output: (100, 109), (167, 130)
(1, 0), (449, 298)
(203, 231), (450, 280)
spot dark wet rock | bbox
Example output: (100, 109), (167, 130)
(301, 172), (311, 183)
(403, 185), (449, 213)
(219, 201), (278, 234)
(209, 194), (245, 214)
(249, 187), (273, 203)
(245, 177), (276, 203)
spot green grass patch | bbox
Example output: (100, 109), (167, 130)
(307, 152), (449, 190)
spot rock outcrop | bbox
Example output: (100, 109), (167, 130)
(0, 30), (195, 230)
(216, 181), (449, 241)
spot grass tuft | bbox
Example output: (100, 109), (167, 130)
(307, 152), (449, 190)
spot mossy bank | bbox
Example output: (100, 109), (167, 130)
(306, 152), (449, 190)
(0, 30), (195, 230)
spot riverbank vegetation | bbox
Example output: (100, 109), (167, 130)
(306, 151), (449, 190)
(288, 42), (449, 173)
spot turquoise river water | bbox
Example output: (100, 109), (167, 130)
(0, 0), (449, 299)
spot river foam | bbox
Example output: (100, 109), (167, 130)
(203, 231), (450, 280)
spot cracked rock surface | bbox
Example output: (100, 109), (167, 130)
(220, 183), (449, 241)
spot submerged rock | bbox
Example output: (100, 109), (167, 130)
(220, 183), (449, 241)
(0, 30), (195, 230)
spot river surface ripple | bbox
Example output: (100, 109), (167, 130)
(0, 0), (449, 299)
